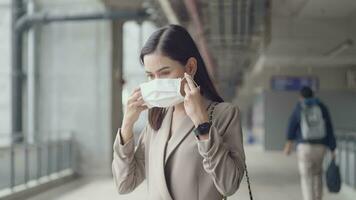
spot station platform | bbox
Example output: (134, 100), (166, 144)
(25, 145), (355, 200)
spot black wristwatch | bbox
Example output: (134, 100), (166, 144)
(194, 122), (211, 136)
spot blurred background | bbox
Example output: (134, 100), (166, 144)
(0, 0), (356, 199)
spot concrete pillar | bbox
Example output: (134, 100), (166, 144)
(26, 0), (38, 144)
(111, 20), (124, 148)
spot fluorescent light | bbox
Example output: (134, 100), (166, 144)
(324, 39), (354, 58)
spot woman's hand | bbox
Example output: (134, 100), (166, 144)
(121, 88), (148, 143)
(183, 73), (209, 128)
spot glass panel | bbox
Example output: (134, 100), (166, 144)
(0, 146), (10, 189)
(14, 144), (25, 186)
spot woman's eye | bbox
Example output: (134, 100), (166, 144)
(146, 74), (153, 79)
(160, 71), (170, 76)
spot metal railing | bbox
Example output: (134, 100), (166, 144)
(327, 130), (356, 189)
(0, 131), (76, 196)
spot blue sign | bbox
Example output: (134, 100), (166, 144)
(271, 76), (319, 91)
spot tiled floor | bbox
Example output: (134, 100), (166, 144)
(26, 145), (355, 200)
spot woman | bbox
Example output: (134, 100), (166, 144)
(112, 24), (246, 200)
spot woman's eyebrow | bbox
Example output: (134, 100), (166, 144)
(145, 66), (171, 73)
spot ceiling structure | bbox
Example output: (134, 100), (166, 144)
(272, 0), (356, 18)
(102, 0), (144, 10)
(102, 0), (356, 100)
(164, 0), (269, 100)
(103, 0), (269, 100)
(263, 0), (356, 68)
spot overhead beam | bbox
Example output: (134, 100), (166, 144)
(16, 10), (148, 32)
(183, 0), (216, 77)
(157, 0), (180, 25)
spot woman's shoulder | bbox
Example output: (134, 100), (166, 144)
(212, 102), (240, 121)
(214, 102), (240, 113)
(209, 102), (241, 137)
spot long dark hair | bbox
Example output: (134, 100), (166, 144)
(140, 24), (223, 131)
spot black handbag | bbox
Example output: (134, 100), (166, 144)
(208, 102), (253, 200)
(326, 158), (341, 193)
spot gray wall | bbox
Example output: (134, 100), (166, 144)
(318, 91), (356, 131)
(264, 91), (299, 150)
(35, 20), (112, 175)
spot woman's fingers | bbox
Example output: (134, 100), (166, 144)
(184, 83), (191, 98)
(128, 90), (142, 103)
(138, 105), (149, 111)
(184, 73), (198, 91)
(131, 87), (140, 95)
(127, 86), (147, 111)
(130, 98), (145, 107)
(128, 87), (141, 101)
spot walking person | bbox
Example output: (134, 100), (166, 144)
(112, 24), (246, 200)
(284, 86), (337, 200)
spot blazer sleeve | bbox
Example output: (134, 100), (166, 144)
(196, 103), (246, 196)
(112, 125), (148, 194)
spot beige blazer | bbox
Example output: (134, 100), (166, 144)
(112, 99), (246, 200)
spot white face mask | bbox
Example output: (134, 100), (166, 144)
(140, 78), (187, 108)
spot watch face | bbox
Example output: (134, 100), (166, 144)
(196, 122), (211, 135)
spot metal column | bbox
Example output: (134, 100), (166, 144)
(111, 21), (124, 149)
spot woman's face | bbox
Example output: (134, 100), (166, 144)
(143, 53), (186, 81)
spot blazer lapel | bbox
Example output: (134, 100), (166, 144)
(154, 107), (173, 200)
(152, 99), (213, 199)
(164, 115), (194, 164)
(164, 98), (213, 164)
